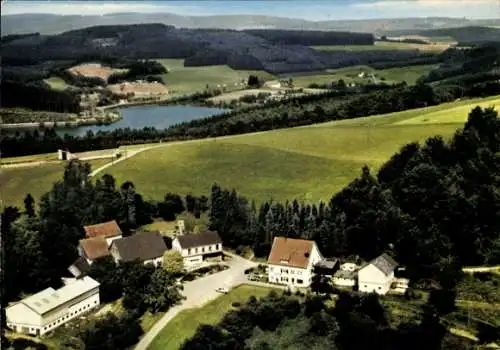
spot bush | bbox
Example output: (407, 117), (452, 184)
(244, 267), (254, 275)
(232, 301), (242, 308)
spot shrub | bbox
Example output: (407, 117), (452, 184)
(232, 301), (241, 308)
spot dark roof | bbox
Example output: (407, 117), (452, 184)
(112, 231), (167, 262)
(68, 256), (90, 277)
(79, 237), (110, 260)
(370, 253), (398, 276)
(267, 237), (314, 269)
(316, 259), (339, 270)
(84, 220), (122, 238)
(175, 231), (222, 249)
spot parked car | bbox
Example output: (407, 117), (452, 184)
(216, 287), (229, 294)
(248, 274), (260, 281)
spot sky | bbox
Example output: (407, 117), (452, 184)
(2, 0), (500, 20)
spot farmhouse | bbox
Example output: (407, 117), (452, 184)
(110, 231), (167, 267)
(267, 236), (323, 288)
(77, 236), (110, 264)
(6, 276), (100, 336)
(84, 220), (123, 247)
(172, 231), (223, 267)
(358, 253), (398, 295)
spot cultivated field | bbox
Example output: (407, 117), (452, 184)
(283, 64), (438, 88)
(103, 95), (500, 203)
(149, 285), (274, 350)
(156, 59), (276, 94)
(107, 81), (169, 98)
(311, 40), (453, 53)
(67, 63), (128, 82)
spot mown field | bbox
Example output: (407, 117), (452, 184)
(311, 40), (453, 53)
(0, 159), (110, 208)
(103, 95), (500, 204)
(155, 59), (276, 94)
(44, 76), (70, 90)
(291, 64), (439, 87)
(2, 95), (498, 208)
(148, 285), (275, 350)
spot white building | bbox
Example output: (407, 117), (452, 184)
(110, 231), (167, 267)
(358, 253), (398, 295)
(172, 231), (223, 267)
(267, 236), (323, 288)
(6, 276), (100, 336)
(332, 263), (359, 287)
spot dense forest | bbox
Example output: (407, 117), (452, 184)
(0, 23), (432, 74)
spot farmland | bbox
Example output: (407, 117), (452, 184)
(67, 63), (128, 82)
(149, 285), (275, 350)
(102, 95), (500, 203)
(44, 76), (70, 90)
(291, 64), (439, 86)
(311, 40), (453, 53)
(3, 95), (498, 207)
(156, 59), (276, 94)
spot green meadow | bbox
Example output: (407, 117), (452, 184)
(155, 59), (276, 94)
(291, 64), (438, 87)
(104, 95), (500, 203)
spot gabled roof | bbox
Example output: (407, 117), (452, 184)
(175, 231), (222, 249)
(68, 256), (91, 277)
(79, 237), (110, 260)
(9, 276), (99, 316)
(84, 220), (122, 239)
(267, 236), (314, 269)
(112, 231), (167, 262)
(368, 253), (398, 276)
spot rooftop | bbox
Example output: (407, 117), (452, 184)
(112, 231), (167, 262)
(13, 276), (99, 315)
(84, 220), (122, 239)
(267, 236), (314, 269)
(368, 253), (398, 276)
(175, 231), (222, 249)
(79, 236), (110, 260)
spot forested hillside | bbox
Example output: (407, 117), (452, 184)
(0, 24), (433, 75)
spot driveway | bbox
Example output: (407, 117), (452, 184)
(135, 252), (256, 350)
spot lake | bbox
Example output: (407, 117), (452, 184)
(55, 105), (227, 137)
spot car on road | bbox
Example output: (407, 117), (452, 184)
(215, 287), (229, 294)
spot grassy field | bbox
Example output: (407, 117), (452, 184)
(311, 40), (452, 53)
(0, 159), (110, 208)
(291, 64), (439, 87)
(148, 285), (275, 350)
(102, 95), (500, 204)
(44, 76), (70, 90)
(156, 59), (276, 94)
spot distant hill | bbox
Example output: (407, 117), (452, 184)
(2, 13), (500, 36)
(1, 24), (436, 75)
(387, 26), (500, 44)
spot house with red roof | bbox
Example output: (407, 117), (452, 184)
(267, 236), (323, 288)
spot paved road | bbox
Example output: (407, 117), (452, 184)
(135, 252), (256, 350)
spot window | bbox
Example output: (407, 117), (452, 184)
(188, 248), (192, 254)
(297, 279), (303, 284)
(209, 246), (212, 251)
(202, 247), (205, 253)
(216, 244), (220, 250)
(195, 248), (198, 253)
